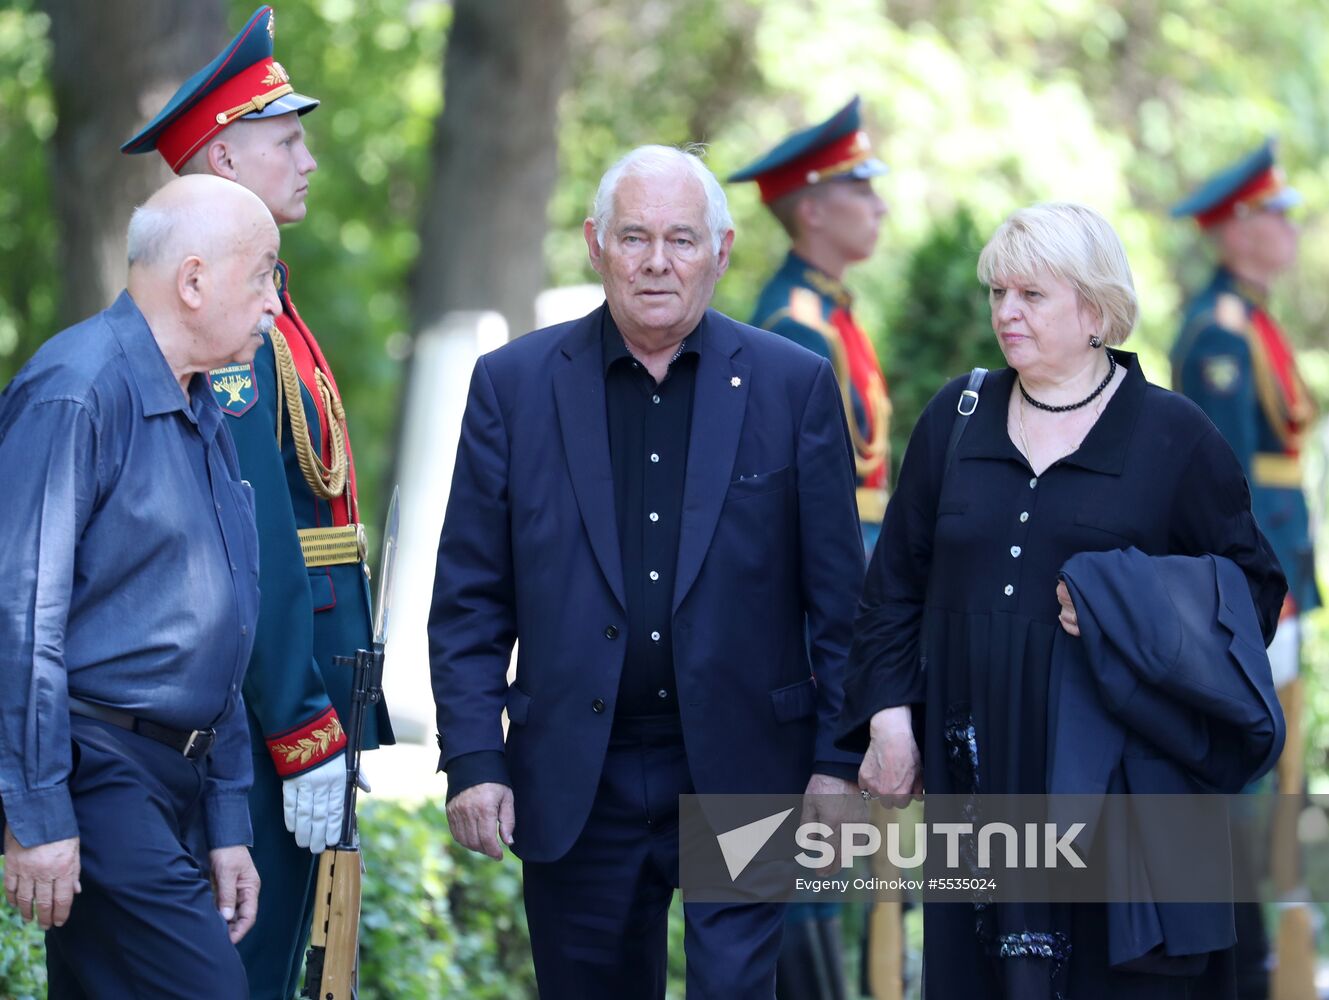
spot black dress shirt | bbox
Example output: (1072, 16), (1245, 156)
(601, 310), (699, 719)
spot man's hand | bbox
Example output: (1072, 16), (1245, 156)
(210, 845), (260, 944)
(2, 827), (80, 929)
(446, 782), (514, 860)
(859, 705), (922, 806)
(800, 774), (865, 872)
(281, 755), (346, 854)
(1055, 580), (1080, 636)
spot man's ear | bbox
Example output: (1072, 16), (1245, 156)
(177, 255), (206, 310)
(206, 139), (239, 181)
(584, 218), (605, 275)
(715, 228), (735, 278)
(794, 190), (822, 234)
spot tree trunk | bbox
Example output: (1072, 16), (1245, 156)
(410, 0), (570, 341)
(41, 0), (226, 326)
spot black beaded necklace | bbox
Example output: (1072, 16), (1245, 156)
(1018, 352), (1117, 413)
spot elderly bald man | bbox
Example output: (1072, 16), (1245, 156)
(0, 173), (280, 998)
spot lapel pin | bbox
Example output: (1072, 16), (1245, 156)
(730, 376), (742, 388)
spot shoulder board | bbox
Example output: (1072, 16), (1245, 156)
(1213, 292), (1248, 333)
(788, 286), (828, 329)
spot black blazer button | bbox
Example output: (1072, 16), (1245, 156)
(604, 625), (619, 639)
(591, 698), (606, 713)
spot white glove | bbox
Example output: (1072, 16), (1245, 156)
(281, 756), (346, 854)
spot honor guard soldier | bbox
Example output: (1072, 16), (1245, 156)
(1171, 138), (1318, 1000)
(121, 8), (393, 998)
(731, 98), (900, 1000)
(730, 96), (892, 552)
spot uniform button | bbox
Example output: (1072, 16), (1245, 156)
(591, 698), (605, 713)
(651, 630), (661, 641)
(650, 453), (660, 463)
(649, 512), (659, 522)
(1010, 546), (1021, 558)
(1020, 511), (1029, 523)
(604, 625), (619, 639)
(649, 571), (659, 581)
(1003, 585), (1014, 596)
(215, 503), (223, 512)
(230, 563), (238, 571)
(1029, 477), (1038, 489)
(241, 625), (249, 635)
(652, 394), (661, 404)
(657, 689), (669, 699)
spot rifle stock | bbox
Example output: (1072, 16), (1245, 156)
(304, 846), (362, 999)
(301, 645), (383, 1000)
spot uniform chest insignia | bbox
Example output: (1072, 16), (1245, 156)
(211, 362), (259, 416)
(1201, 355), (1241, 395)
(1214, 293), (1248, 333)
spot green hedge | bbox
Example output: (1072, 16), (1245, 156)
(356, 798), (537, 998)
(0, 897), (44, 999)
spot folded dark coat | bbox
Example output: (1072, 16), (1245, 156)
(1052, 546), (1285, 971)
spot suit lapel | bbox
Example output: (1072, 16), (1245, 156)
(553, 307), (626, 610)
(674, 311), (749, 612)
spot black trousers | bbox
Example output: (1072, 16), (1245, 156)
(45, 716), (248, 999)
(522, 717), (787, 999)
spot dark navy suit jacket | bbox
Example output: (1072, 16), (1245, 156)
(429, 305), (865, 863)
(1053, 547), (1285, 970)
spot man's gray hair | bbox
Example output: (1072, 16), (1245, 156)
(126, 201), (180, 269)
(591, 145), (734, 253)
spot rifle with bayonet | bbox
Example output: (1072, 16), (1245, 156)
(301, 487), (399, 1000)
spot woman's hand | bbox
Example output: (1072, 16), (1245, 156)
(1056, 579), (1080, 636)
(859, 706), (923, 806)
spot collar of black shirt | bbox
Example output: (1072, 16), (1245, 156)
(600, 307), (704, 377)
(958, 350), (1147, 476)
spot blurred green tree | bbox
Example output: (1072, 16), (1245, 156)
(882, 207), (1002, 479)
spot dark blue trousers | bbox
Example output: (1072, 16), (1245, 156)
(45, 716), (248, 999)
(521, 718), (786, 1000)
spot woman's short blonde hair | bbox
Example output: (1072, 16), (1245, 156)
(976, 202), (1139, 347)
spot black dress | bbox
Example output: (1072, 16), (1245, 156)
(838, 353), (1285, 1000)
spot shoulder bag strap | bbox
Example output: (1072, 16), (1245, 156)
(941, 367), (987, 488)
